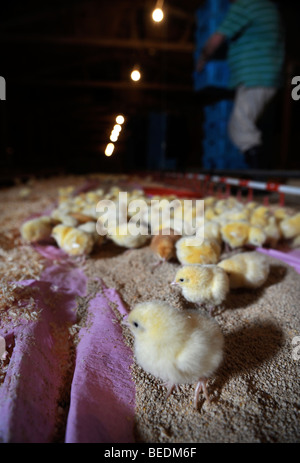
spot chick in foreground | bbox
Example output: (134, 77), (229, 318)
(172, 264), (229, 314)
(218, 251), (270, 289)
(127, 301), (224, 408)
(150, 228), (181, 267)
(175, 236), (221, 265)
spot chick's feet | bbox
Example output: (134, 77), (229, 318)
(194, 378), (210, 409)
(162, 382), (177, 400)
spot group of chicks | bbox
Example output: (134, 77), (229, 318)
(19, 184), (300, 410)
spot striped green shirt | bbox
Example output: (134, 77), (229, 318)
(217, 0), (285, 88)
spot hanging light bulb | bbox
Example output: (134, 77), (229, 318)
(113, 124), (122, 133)
(131, 65), (141, 82)
(110, 132), (119, 142)
(105, 143), (114, 157)
(152, 0), (164, 22)
(152, 8), (164, 22)
(116, 115), (125, 124)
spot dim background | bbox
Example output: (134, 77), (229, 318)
(0, 0), (300, 184)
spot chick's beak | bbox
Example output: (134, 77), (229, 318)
(170, 280), (178, 286)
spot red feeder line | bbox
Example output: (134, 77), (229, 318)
(266, 182), (280, 192)
(247, 188), (253, 202)
(279, 192), (285, 207)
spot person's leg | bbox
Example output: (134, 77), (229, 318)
(228, 86), (277, 168)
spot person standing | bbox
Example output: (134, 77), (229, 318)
(197, 0), (285, 169)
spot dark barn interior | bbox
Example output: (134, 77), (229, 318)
(1, 0), (300, 183)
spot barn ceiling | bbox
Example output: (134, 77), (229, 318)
(0, 0), (208, 175)
(0, 1), (201, 91)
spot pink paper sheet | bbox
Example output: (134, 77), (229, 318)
(257, 247), (300, 274)
(0, 258), (87, 443)
(65, 283), (135, 443)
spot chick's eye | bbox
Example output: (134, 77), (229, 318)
(133, 321), (139, 328)
(179, 278), (184, 282)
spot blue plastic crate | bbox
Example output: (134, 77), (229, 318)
(196, 0), (230, 18)
(195, 14), (225, 42)
(203, 119), (229, 137)
(203, 99), (233, 121)
(194, 59), (230, 90)
(202, 98), (249, 169)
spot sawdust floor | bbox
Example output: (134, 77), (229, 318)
(0, 175), (300, 443)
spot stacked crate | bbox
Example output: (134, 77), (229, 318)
(194, 0), (248, 169)
(203, 100), (248, 169)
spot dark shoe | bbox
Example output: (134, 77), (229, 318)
(244, 145), (266, 169)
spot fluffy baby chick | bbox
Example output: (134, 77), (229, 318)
(273, 207), (291, 223)
(291, 234), (300, 249)
(203, 220), (222, 244)
(108, 222), (149, 249)
(127, 301), (224, 407)
(218, 251), (270, 289)
(250, 206), (271, 228)
(220, 221), (250, 249)
(175, 236), (221, 265)
(150, 228), (181, 266)
(78, 221), (105, 247)
(20, 216), (54, 243)
(204, 207), (219, 222)
(172, 264), (229, 314)
(264, 216), (281, 248)
(247, 226), (266, 247)
(52, 224), (95, 256)
(279, 212), (300, 240)
(214, 197), (240, 215)
(218, 207), (250, 224)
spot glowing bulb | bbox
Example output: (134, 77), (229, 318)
(105, 143), (114, 157)
(152, 8), (164, 22)
(113, 124), (122, 132)
(110, 132), (118, 142)
(116, 115), (125, 124)
(131, 69), (141, 82)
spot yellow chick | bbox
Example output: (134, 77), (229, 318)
(218, 251), (270, 289)
(247, 226), (266, 247)
(204, 207), (219, 221)
(273, 207), (291, 223)
(203, 220), (222, 244)
(264, 216), (281, 248)
(218, 207), (250, 224)
(127, 301), (224, 407)
(107, 222), (149, 249)
(171, 264), (229, 313)
(175, 236), (221, 265)
(250, 206), (271, 228)
(279, 212), (300, 240)
(78, 221), (105, 247)
(220, 222), (250, 249)
(21, 216), (54, 243)
(52, 224), (95, 256)
(203, 196), (216, 208)
(291, 234), (300, 249)
(214, 197), (239, 215)
(245, 201), (259, 211)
